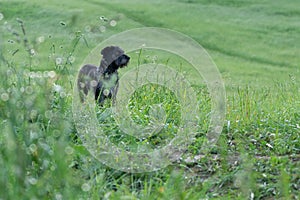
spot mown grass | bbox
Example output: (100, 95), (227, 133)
(0, 0), (299, 199)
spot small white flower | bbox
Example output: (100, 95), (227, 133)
(99, 26), (106, 32)
(65, 146), (74, 155)
(266, 143), (273, 149)
(1, 93), (9, 101)
(55, 57), (63, 65)
(30, 49), (36, 56)
(68, 56), (75, 63)
(36, 36), (45, 43)
(90, 80), (98, 87)
(55, 193), (63, 200)
(48, 71), (56, 79)
(60, 92), (66, 98)
(81, 183), (91, 192)
(28, 177), (38, 185)
(25, 86), (33, 95)
(29, 144), (37, 153)
(110, 20), (117, 27)
(250, 192), (254, 200)
(103, 89), (110, 96)
(53, 84), (63, 93)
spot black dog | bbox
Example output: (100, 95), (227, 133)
(77, 46), (130, 105)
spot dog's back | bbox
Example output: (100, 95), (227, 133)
(77, 64), (100, 102)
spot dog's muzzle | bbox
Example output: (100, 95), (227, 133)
(117, 54), (130, 67)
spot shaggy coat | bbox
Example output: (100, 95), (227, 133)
(77, 46), (130, 104)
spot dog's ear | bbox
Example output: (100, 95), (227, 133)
(101, 46), (124, 60)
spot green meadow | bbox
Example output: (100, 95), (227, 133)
(0, 0), (299, 199)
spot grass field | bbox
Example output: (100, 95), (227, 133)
(0, 0), (299, 199)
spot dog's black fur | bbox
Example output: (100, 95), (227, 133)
(77, 46), (130, 105)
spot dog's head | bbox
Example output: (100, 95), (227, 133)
(114, 54), (130, 68)
(100, 46), (130, 74)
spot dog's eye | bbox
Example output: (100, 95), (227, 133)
(117, 56), (123, 62)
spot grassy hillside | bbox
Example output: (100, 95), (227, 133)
(0, 0), (299, 199)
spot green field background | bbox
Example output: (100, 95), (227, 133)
(0, 0), (299, 199)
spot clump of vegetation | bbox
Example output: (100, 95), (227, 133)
(0, 1), (299, 199)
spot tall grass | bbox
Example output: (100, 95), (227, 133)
(0, 8), (299, 200)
